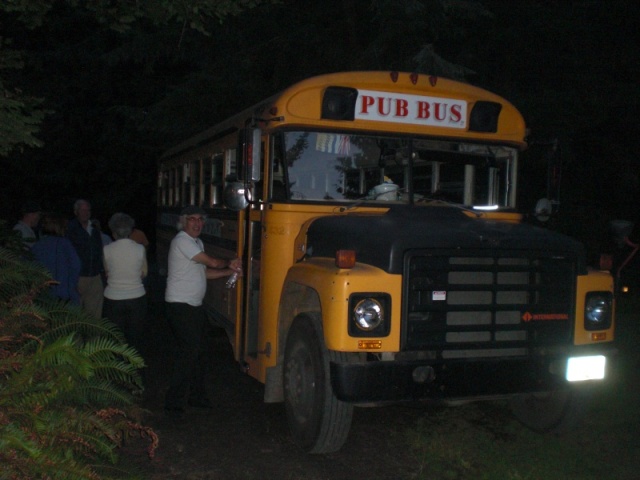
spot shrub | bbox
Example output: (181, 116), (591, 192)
(0, 226), (157, 480)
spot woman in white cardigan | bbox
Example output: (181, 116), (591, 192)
(103, 212), (148, 353)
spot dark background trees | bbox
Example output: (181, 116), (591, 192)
(1, 0), (639, 248)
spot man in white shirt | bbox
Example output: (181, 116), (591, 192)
(164, 205), (241, 416)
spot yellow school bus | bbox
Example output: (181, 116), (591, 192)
(156, 71), (615, 453)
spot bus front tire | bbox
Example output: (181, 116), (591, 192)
(283, 315), (353, 454)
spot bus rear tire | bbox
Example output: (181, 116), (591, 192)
(508, 387), (592, 433)
(283, 315), (353, 454)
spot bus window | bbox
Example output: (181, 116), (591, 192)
(203, 157), (212, 207)
(471, 156), (512, 206)
(211, 153), (224, 205)
(225, 149), (237, 181)
(281, 131), (518, 207)
(158, 171), (167, 206)
(167, 169), (173, 206)
(172, 167), (182, 206)
(189, 161), (200, 205)
(284, 132), (398, 201)
(438, 162), (465, 203)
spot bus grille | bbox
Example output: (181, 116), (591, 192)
(403, 250), (575, 357)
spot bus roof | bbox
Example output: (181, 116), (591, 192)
(160, 71), (527, 162)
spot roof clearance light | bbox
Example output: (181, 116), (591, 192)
(336, 249), (356, 269)
(321, 86), (357, 120)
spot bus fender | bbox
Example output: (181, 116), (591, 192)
(264, 267), (324, 403)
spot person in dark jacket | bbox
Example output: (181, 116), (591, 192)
(31, 212), (81, 304)
(66, 199), (104, 318)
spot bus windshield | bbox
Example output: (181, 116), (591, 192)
(279, 131), (518, 208)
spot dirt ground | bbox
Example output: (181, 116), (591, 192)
(121, 283), (423, 480)
(119, 275), (639, 480)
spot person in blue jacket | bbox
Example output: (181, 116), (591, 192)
(31, 212), (81, 304)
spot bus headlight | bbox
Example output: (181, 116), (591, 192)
(349, 294), (391, 337)
(584, 292), (613, 330)
(354, 298), (383, 330)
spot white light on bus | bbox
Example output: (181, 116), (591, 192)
(472, 205), (499, 211)
(566, 355), (606, 382)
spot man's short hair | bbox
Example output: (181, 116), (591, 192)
(73, 199), (91, 214)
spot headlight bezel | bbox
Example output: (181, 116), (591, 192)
(584, 291), (613, 331)
(348, 293), (391, 337)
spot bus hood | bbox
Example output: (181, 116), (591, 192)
(303, 206), (586, 274)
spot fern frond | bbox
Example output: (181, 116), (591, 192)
(84, 336), (146, 369)
(0, 248), (53, 302)
(45, 314), (128, 346)
(75, 380), (139, 406)
(0, 234), (155, 479)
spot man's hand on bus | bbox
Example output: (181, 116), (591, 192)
(192, 252), (243, 279)
(228, 257), (243, 275)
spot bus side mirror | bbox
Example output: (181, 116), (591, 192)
(223, 181), (251, 211)
(249, 128), (261, 182)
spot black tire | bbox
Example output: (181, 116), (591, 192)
(508, 388), (592, 433)
(283, 315), (353, 454)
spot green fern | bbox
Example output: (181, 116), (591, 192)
(0, 237), (157, 480)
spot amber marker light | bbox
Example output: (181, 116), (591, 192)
(358, 340), (382, 349)
(336, 250), (356, 269)
(591, 332), (607, 341)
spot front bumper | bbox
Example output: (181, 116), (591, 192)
(330, 347), (617, 403)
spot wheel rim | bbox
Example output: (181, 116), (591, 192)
(286, 345), (317, 425)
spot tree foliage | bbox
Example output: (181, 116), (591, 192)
(0, 0), (638, 230)
(0, 36), (46, 156)
(0, 227), (157, 479)
(0, 0), (269, 161)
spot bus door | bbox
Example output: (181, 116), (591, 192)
(242, 207), (262, 360)
(234, 127), (264, 369)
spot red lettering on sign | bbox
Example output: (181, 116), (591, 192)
(434, 103), (447, 121)
(360, 95), (375, 114)
(450, 104), (462, 123)
(417, 101), (430, 119)
(395, 98), (408, 117)
(377, 97), (391, 116)
(356, 89), (467, 128)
